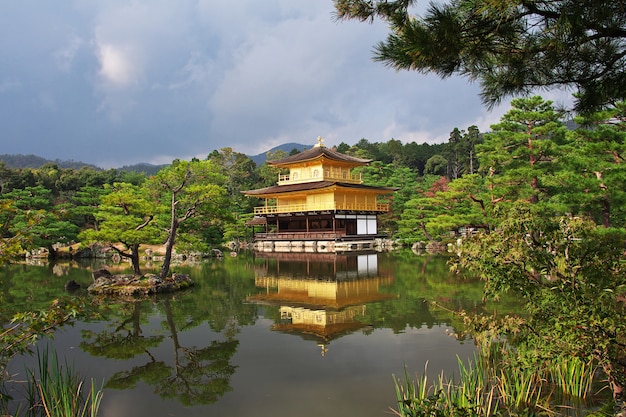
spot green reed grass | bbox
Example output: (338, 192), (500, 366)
(546, 357), (595, 399)
(392, 359), (499, 417)
(391, 348), (598, 417)
(24, 346), (103, 417)
(496, 365), (544, 410)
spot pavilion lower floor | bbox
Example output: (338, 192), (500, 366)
(247, 213), (385, 253)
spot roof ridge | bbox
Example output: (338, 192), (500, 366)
(268, 142), (371, 166)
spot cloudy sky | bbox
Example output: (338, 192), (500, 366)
(0, 1), (570, 168)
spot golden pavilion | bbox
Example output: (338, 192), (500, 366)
(243, 137), (396, 252)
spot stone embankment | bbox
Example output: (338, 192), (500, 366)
(27, 243), (224, 261)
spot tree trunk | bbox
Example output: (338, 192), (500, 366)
(130, 243), (141, 276)
(109, 243), (142, 276)
(47, 244), (58, 260)
(604, 360), (625, 417)
(613, 382), (624, 417)
(420, 222), (434, 241)
(160, 219), (178, 280)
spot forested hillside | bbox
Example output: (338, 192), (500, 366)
(0, 154), (100, 170)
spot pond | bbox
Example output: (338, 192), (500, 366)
(2, 250), (519, 417)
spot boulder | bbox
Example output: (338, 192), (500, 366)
(92, 269), (113, 281)
(425, 241), (447, 254)
(64, 280), (81, 291)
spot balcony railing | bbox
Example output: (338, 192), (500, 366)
(277, 170), (362, 185)
(253, 202), (389, 215)
(253, 231), (347, 240)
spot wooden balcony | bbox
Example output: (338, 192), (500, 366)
(253, 202), (389, 215)
(277, 170), (362, 185)
(253, 231), (347, 240)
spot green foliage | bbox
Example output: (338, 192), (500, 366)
(222, 213), (254, 244)
(392, 359), (498, 417)
(334, 0), (626, 112)
(398, 174), (491, 242)
(424, 155), (448, 176)
(148, 159), (229, 278)
(553, 102), (626, 228)
(0, 186), (79, 257)
(66, 186), (110, 230)
(477, 96), (568, 206)
(1, 298), (92, 364)
(445, 126), (482, 178)
(0, 199), (31, 264)
(356, 162), (419, 233)
(342, 139), (444, 176)
(458, 203), (626, 407)
(207, 148), (260, 214)
(397, 175), (444, 241)
(79, 182), (161, 275)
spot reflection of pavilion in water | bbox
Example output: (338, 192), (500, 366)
(247, 252), (395, 356)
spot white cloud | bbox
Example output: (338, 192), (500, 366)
(96, 43), (138, 86)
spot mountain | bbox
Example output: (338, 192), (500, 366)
(116, 163), (168, 175)
(249, 142), (309, 165)
(0, 154), (100, 170)
(0, 154), (167, 174)
(0, 142), (310, 171)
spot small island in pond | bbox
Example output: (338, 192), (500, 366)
(87, 269), (194, 297)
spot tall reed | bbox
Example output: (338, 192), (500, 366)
(496, 364), (544, 411)
(24, 346), (103, 417)
(390, 348), (598, 417)
(547, 357), (595, 399)
(391, 359), (499, 417)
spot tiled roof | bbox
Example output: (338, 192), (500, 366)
(242, 181), (397, 196)
(268, 146), (372, 167)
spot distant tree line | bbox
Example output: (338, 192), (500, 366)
(0, 154), (101, 170)
(2, 98), (625, 261)
(0, 131), (463, 263)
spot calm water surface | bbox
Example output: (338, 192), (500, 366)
(2, 251), (517, 417)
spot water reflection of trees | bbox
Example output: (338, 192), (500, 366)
(373, 252), (519, 332)
(80, 298), (239, 405)
(78, 258), (259, 406)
